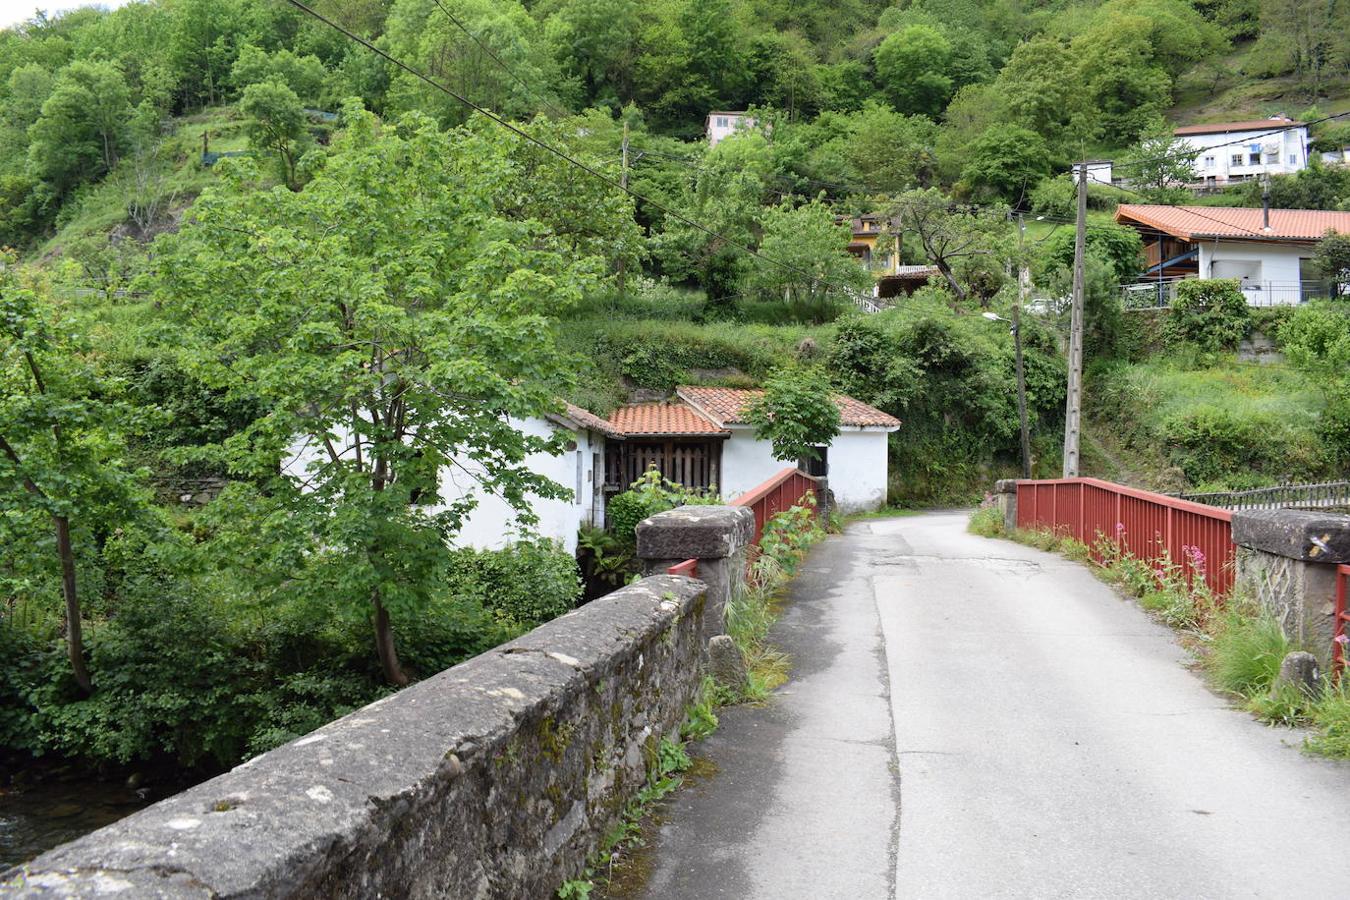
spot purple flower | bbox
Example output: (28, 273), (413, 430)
(1336, 634), (1350, 646)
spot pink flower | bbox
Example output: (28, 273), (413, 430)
(1336, 634), (1350, 646)
(1115, 522), (1126, 536)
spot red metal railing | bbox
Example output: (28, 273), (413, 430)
(731, 467), (820, 545)
(666, 468), (820, 576)
(1016, 477), (1236, 597)
(1335, 565), (1350, 676)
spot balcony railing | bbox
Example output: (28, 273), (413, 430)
(1121, 277), (1345, 309)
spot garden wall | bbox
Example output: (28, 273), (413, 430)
(2, 575), (709, 899)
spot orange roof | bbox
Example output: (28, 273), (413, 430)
(677, 386), (901, 429)
(607, 402), (726, 436)
(560, 403), (620, 437)
(1114, 204), (1350, 242)
(1172, 117), (1301, 136)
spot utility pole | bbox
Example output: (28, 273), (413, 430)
(1015, 214), (1032, 479)
(617, 120), (629, 298)
(1062, 162), (1087, 478)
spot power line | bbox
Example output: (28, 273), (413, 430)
(278, 0), (884, 309)
(426, 0), (571, 121)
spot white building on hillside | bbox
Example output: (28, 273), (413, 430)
(1175, 117), (1309, 186)
(705, 111), (758, 147)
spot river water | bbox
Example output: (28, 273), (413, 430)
(0, 776), (150, 869)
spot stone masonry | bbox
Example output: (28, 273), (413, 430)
(1232, 508), (1350, 670)
(636, 504), (755, 636)
(2, 576), (709, 899)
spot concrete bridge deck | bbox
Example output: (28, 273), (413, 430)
(625, 510), (1350, 899)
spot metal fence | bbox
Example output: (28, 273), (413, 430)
(1176, 481), (1350, 511)
(1016, 477), (1235, 596)
(666, 467), (821, 576)
(1121, 277), (1344, 309)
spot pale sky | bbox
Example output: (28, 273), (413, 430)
(0, 0), (129, 30)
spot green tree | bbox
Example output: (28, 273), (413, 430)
(153, 105), (594, 685)
(747, 367), (841, 462)
(1164, 278), (1251, 351)
(0, 257), (143, 694)
(889, 188), (1012, 302)
(959, 124), (1051, 202)
(1253, 0), (1346, 94)
(383, 0), (565, 126)
(874, 25), (954, 118)
(745, 199), (873, 321)
(545, 0), (643, 109)
(230, 43), (328, 104)
(1118, 118), (1198, 201)
(837, 102), (938, 192)
(1314, 230), (1350, 295)
(27, 59), (133, 198)
(240, 79), (309, 190)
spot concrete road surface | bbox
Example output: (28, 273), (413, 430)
(628, 510), (1350, 899)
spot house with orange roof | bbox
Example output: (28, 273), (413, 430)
(283, 403), (618, 555)
(1114, 204), (1350, 305)
(600, 387), (900, 513)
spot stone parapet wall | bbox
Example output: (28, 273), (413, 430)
(2, 576), (709, 899)
(1232, 507), (1350, 670)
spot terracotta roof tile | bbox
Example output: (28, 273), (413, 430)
(1172, 118), (1301, 136)
(1114, 204), (1350, 242)
(677, 386), (901, 429)
(607, 402), (726, 436)
(560, 403), (620, 437)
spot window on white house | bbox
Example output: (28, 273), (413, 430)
(716, 116), (728, 128)
(1204, 156), (1215, 168)
(1264, 152), (1277, 164)
(1289, 153), (1297, 165)
(1249, 152), (1261, 165)
(1231, 153), (1244, 167)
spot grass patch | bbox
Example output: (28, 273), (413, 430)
(1088, 357), (1333, 491)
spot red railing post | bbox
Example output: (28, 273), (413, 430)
(1336, 565), (1350, 678)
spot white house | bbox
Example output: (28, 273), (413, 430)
(1072, 159), (1114, 186)
(1115, 204), (1350, 305)
(1174, 117), (1309, 186)
(597, 386), (900, 513)
(283, 403), (615, 556)
(705, 111), (759, 147)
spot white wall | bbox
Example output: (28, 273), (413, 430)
(719, 425), (892, 513)
(284, 416), (595, 556)
(1198, 241), (1310, 305)
(1188, 127), (1308, 183)
(706, 114), (755, 147)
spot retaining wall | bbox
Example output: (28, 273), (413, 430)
(2, 575), (709, 899)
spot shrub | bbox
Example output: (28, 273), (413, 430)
(1319, 389), (1350, 466)
(605, 468), (720, 543)
(1164, 279), (1251, 351)
(1277, 302), (1350, 370)
(444, 540), (582, 631)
